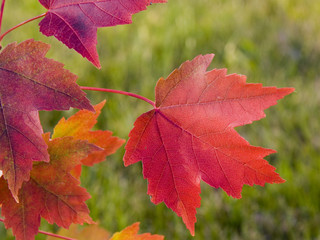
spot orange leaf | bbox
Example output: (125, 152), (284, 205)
(110, 222), (164, 240)
(0, 136), (99, 240)
(52, 100), (125, 177)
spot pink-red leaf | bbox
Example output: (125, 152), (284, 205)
(0, 135), (99, 240)
(0, 39), (93, 201)
(124, 54), (294, 235)
(39, 0), (166, 68)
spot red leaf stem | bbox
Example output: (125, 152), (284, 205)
(0, 218), (76, 240)
(0, 13), (46, 42)
(35, 230), (77, 240)
(80, 86), (155, 108)
(0, 0), (5, 35)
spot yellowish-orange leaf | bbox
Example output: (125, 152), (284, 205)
(110, 222), (164, 240)
(52, 100), (125, 177)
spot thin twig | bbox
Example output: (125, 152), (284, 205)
(80, 86), (156, 108)
(0, 12), (46, 42)
(0, 218), (76, 240)
(37, 229), (77, 240)
(0, 0), (6, 34)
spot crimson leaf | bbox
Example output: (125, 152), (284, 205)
(124, 54), (294, 235)
(0, 39), (93, 201)
(39, 0), (166, 68)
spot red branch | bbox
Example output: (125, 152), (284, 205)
(0, 0), (5, 34)
(80, 86), (156, 108)
(0, 12), (46, 42)
(0, 218), (76, 240)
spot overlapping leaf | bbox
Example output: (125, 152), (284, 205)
(39, 0), (166, 68)
(110, 222), (164, 240)
(0, 134), (99, 240)
(0, 99), (124, 240)
(52, 100), (125, 178)
(124, 54), (294, 235)
(0, 39), (93, 201)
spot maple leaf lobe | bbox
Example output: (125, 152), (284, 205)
(124, 54), (294, 235)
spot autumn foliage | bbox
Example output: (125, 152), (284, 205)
(0, 0), (294, 239)
(110, 222), (164, 240)
(124, 54), (294, 235)
(47, 222), (164, 240)
(0, 40), (93, 202)
(0, 101), (124, 240)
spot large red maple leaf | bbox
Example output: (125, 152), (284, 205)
(0, 134), (99, 240)
(124, 54), (294, 235)
(39, 0), (166, 68)
(0, 39), (93, 201)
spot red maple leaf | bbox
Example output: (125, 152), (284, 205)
(0, 134), (100, 240)
(124, 54), (294, 235)
(0, 39), (93, 201)
(38, 0), (166, 68)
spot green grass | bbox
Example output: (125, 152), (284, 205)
(1, 0), (320, 239)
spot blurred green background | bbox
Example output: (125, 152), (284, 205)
(1, 0), (320, 239)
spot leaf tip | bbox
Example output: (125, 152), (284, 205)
(193, 53), (215, 67)
(205, 53), (215, 59)
(282, 87), (295, 96)
(12, 194), (19, 204)
(93, 60), (101, 69)
(188, 225), (195, 236)
(8, 184), (20, 203)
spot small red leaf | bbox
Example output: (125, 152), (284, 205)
(39, 0), (166, 67)
(0, 39), (93, 201)
(124, 54), (294, 235)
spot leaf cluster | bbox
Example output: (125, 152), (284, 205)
(0, 0), (294, 239)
